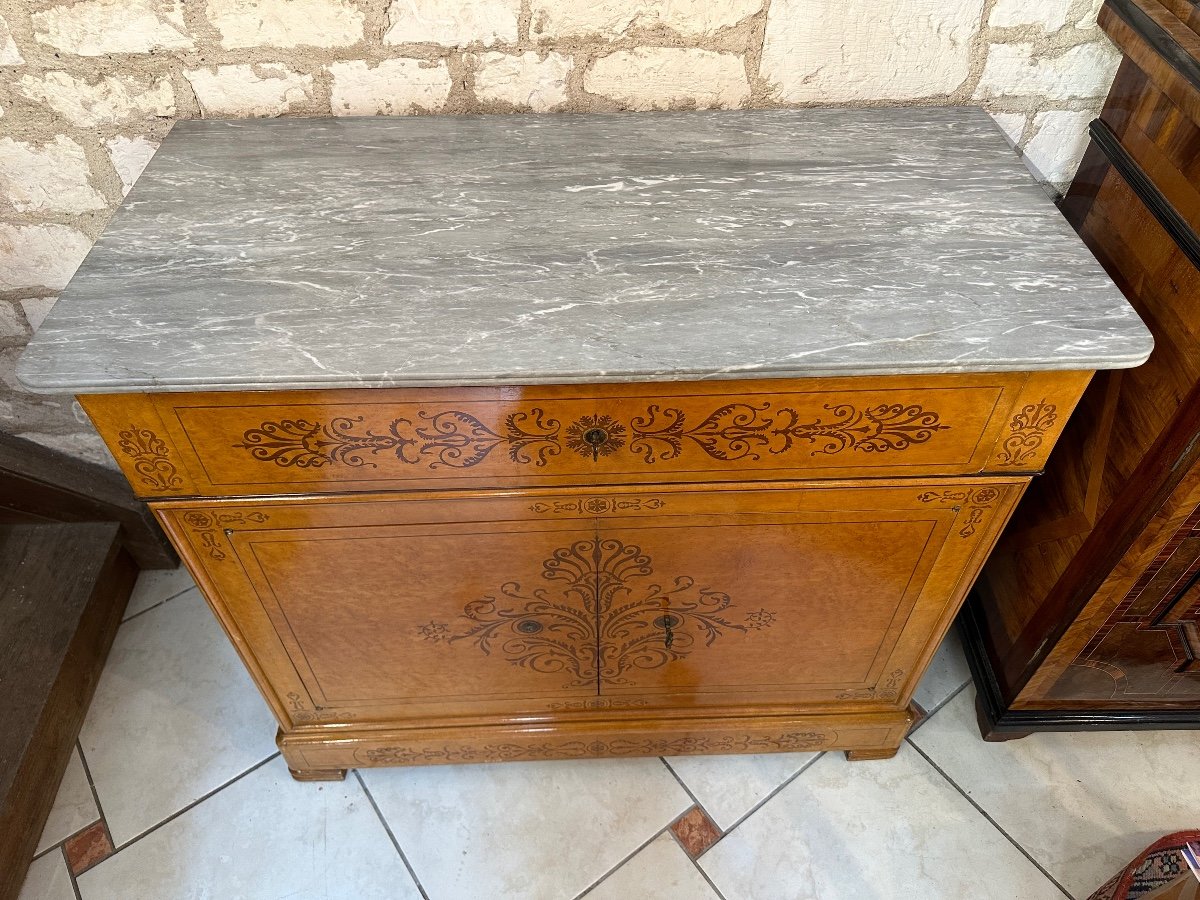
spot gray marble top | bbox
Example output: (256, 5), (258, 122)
(17, 107), (1152, 394)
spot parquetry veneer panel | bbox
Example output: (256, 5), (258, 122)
(964, 0), (1200, 737)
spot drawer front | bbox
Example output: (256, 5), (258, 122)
(155, 478), (1024, 730)
(86, 373), (1086, 498)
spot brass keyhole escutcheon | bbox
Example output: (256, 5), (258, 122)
(583, 427), (609, 461)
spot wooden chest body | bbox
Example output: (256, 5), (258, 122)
(83, 371), (1089, 778)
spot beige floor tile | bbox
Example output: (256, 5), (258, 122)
(700, 745), (1066, 900)
(664, 752), (820, 830)
(77, 757), (419, 900)
(912, 628), (972, 714)
(79, 589), (277, 846)
(16, 852), (76, 900)
(35, 747), (99, 854)
(361, 757), (693, 900)
(912, 689), (1200, 898)
(583, 832), (721, 900)
(123, 565), (195, 620)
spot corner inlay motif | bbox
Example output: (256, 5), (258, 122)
(236, 401), (949, 470)
(419, 538), (775, 687)
(181, 510), (269, 560)
(285, 691), (354, 723)
(117, 424), (183, 491)
(997, 400), (1057, 466)
(837, 668), (905, 701)
(917, 487), (1001, 538)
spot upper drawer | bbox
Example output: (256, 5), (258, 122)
(81, 372), (1089, 498)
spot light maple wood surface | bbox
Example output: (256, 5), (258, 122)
(81, 372), (1084, 500)
(82, 373), (1090, 777)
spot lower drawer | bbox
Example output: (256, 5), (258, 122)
(156, 478), (1024, 731)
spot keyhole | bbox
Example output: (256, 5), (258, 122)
(583, 427), (609, 461)
(654, 614), (679, 650)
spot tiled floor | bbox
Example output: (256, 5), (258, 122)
(18, 567), (1200, 900)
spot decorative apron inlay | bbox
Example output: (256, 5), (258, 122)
(996, 399), (1057, 466)
(419, 537), (776, 688)
(234, 401), (949, 470)
(117, 424), (183, 491)
(354, 732), (832, 765)
(528, 497), (666, 515)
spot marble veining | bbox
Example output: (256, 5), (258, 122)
(17, 108), (1152, 393)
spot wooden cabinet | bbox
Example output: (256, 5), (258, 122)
(79, 373), (1088, 779)
(18, 104), (1149, 778)
(962, 0), (1200, 737)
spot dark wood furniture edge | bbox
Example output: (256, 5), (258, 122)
(1108, 0), (1200, 95)
(1002, 114), (1200, 697)
(999, 369), (1200, 696)
(958, 598), (1200, 738)
(0, 432), (176, 569)
(0, 523), (135, 900)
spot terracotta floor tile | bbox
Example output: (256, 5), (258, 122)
(670, 805), (722, 859)
(64, 821), (113, 876)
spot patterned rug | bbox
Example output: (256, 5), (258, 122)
(1090, 832), (1200, 900)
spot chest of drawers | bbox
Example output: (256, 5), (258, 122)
(17, 109), (1152, 779)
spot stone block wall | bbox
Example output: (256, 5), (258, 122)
(0, 0), (1119, 463)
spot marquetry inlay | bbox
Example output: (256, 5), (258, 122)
(354, 731), (832, 765)
(117, 424), (183, 492)
(234, 401), (949, 471)
(419, 537), (776, 687)
(996, 400), (1057, 467)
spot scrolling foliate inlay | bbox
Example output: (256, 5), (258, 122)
(235, 401), (949, 470)
(997, 400), (1057, 466)
(117, 424), (183, 491)
(234, 409), (560, 469)
(419, 538), (775, 688)
(626, 402), (948, 462)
